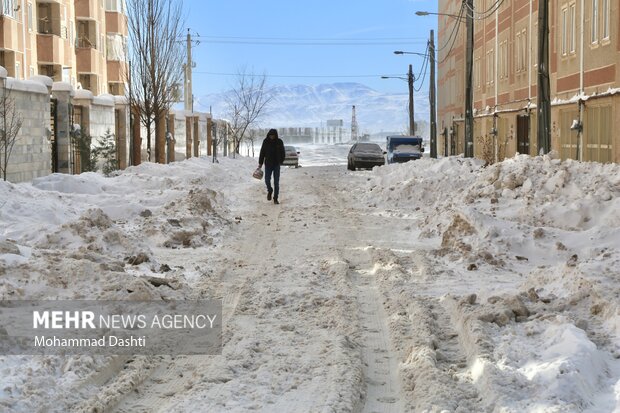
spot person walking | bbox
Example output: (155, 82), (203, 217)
(258, 129), (286, 204)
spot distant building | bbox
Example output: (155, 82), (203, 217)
(438, 0), (618, 163)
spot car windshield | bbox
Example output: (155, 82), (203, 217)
(285, 146), (296, 152)
(354, 144), (382, 154)
(393, 143), (421, 154)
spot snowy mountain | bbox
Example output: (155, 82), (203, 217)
(194, 82), (431, 134)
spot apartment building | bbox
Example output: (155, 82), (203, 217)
(437, 0), (618, 163)
(0, 0), (128, 96)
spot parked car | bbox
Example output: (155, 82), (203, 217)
(386, 135), (424, 164)
(347, 142), (385, 170)
(283, 145), (300, 167)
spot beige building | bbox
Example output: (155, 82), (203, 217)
(0, 0), (128, 96)
(438, 0), (618, 163)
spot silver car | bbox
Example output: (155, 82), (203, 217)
(283, 145), (300, 168)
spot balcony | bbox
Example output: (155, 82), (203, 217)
(0, 17), (19, 50)
(105, 11), (128, 35)
(36, 34), (64, 65)
(76, 46), (100, 73)
(106, 60), (127, 82)
(36, 1), (62, 37)
(75, 0), (97, 19)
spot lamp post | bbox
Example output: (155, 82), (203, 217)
(417, 6), (473, 157)
(382, 66), (415, 136)
(394, 46), (436, 158)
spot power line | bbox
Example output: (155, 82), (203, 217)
(194, 39), (426, 46)
(436, 1), (466, 53)
(464, 0), (506, 20)
(194, 35), (427, 41)
(190, 34), (427, 46)
(193, 71), (408, 79)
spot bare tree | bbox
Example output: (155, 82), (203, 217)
(126, 0), (185, 163)
(245, 128), (258, 157)
(225, 67), (272, 157)
(0, 85), (23, 181)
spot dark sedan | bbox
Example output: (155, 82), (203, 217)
(347, 143), (385, 170)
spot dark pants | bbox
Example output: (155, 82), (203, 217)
(264, 163), (281, 199)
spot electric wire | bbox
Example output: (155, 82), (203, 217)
(436, 1), (466, 53)
(464, 0), (506, 20)
(193, 71), (407, 79)
(191, 34), (426, 46)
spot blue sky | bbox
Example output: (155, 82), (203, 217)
(185, 0), (439, 96)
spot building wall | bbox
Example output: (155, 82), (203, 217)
(437, 0), (619, 163)
(0, 0), (127, 96)
(3, 77), (51, 183)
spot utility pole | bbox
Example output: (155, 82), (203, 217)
(429, 30), (437, 158)
(464, 0), (474, 157)
(185, 29), (193, 112)
(408, 64), (415, 135)
(537, 0), (551, 154)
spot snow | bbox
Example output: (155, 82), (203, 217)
(1, 148), (619, 412)
(392, 144), (421, 154)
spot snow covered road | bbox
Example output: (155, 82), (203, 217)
(1, 153), (620, 412)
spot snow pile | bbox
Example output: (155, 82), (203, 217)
(0, 156), (255, 411)
(363, 154), (620, 411)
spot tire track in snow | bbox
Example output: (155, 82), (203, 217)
(347, 249), (405, 413)
(93, 185), (284, 413)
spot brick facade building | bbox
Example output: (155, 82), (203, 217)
(438, 0), (618, 163)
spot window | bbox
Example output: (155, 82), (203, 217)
(475, 56), (482, 88)
(106, 34), (127, 61)
(2, 0), (18, 19)
(105, 0), (125, 12)
(15, 62), (20, 80)
(561, 7), (568, 55)
(516, 31), (527, 72)
(499, 41), (508, 79)
(570, 3), (576, 53)
(77, 20), (97, 48)
(533, 23), (538, 67)
(27, 3), (33, 32)
(486, 49), (494, 84)
(591, 0), (598, 43)
(602, 0), (610, 40)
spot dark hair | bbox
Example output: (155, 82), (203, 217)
(267, 128), (278, 138)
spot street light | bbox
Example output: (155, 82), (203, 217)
(395, 36), (438, 158)
(417, 5), (474, 157)
(415, 10), (465, 20)
(382, 64), (415, 136)
(394, 50), (428, 57)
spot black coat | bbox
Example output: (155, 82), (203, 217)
(259, 137), (285, 166)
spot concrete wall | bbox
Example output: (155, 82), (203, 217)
(2, 77), (52, 183)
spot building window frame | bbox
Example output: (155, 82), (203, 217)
(591, 0), (599, 44)
(475, 56), (481, 89)
(601, 0), (610, 41)
(486, 48), (494, 85)
(569, 2), (576, 54)
(499, 40), (508, 80)
(561, 6), (568, 56)
(2, 0), (18, 19)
